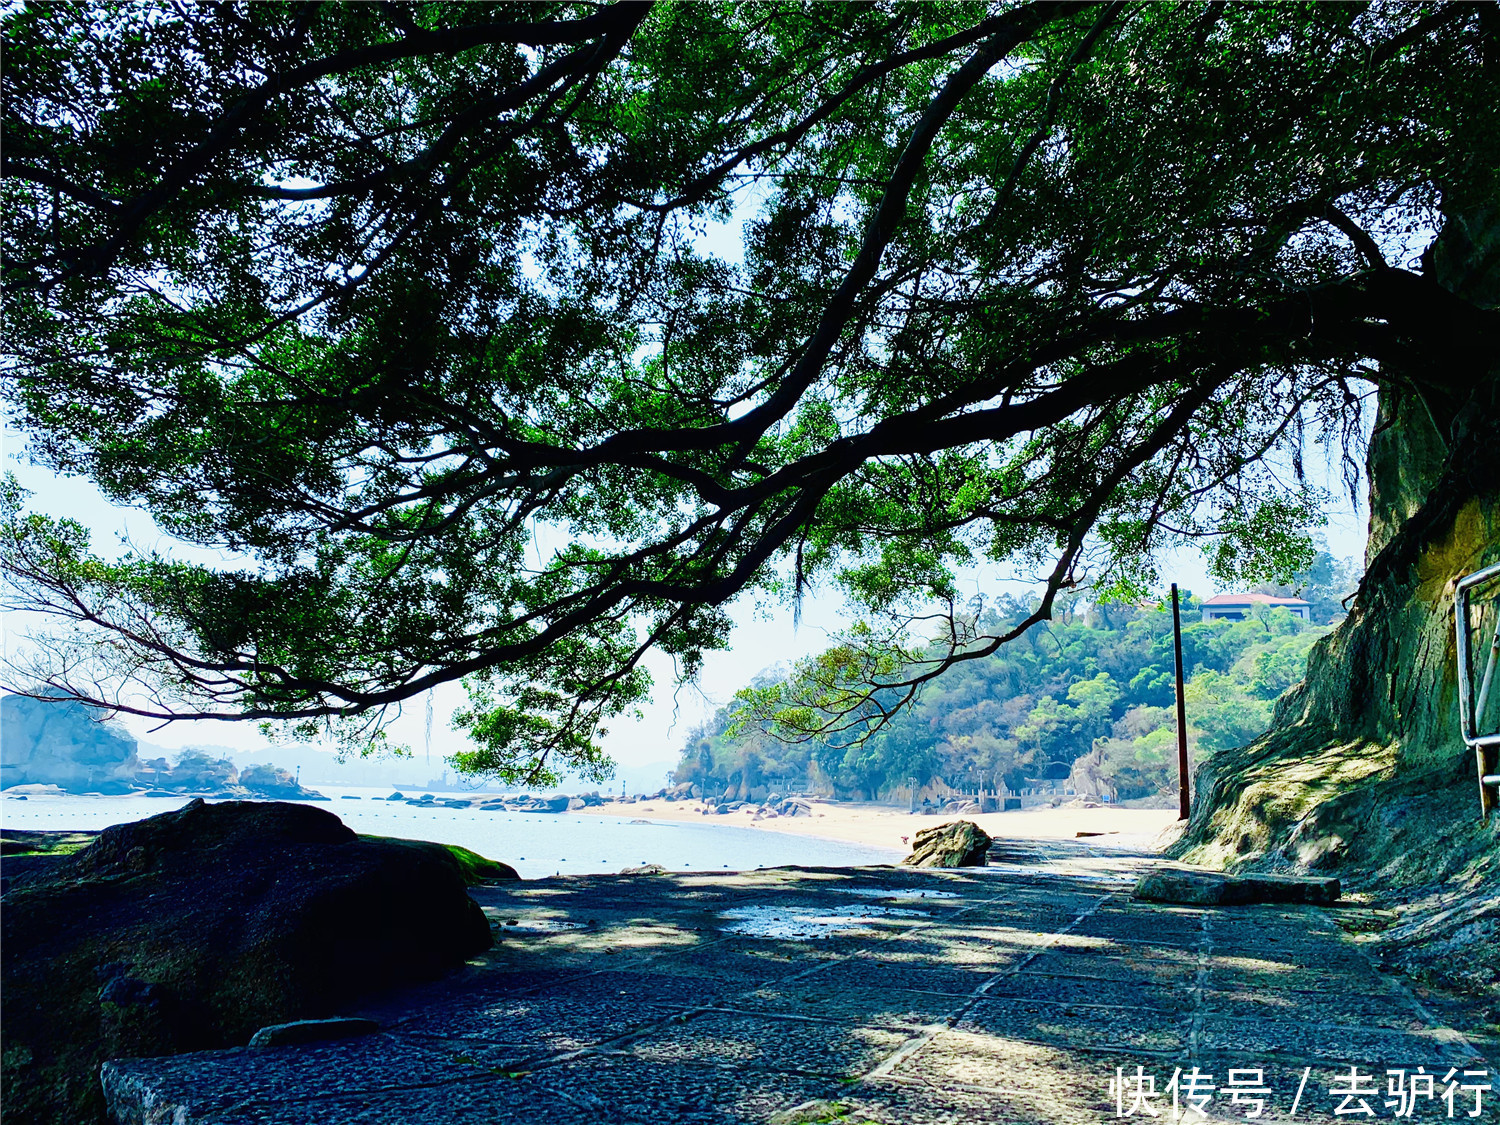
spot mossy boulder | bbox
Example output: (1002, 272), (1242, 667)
(443, 843), (520, 885)
(1, 799), (492, 1125)
(354, 836), (518, 885)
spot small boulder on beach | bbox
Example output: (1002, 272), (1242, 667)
(901, 820), (992, 868)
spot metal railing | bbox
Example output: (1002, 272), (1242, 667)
(1455, 560), (1500, 818)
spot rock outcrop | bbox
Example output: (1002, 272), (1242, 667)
(901, 820), (992, 867)
(1173, 203), (1500, 1000)
(0, 799), (492, 1125)
(136, 748), (239, 796)
(0, 696), (140, 793)
(136, 751), (327, 800)
(238, 763), (327, 801)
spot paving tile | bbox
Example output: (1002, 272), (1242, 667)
(631, 947), (798, 989)
(533, 968), (745, 1007)
(834, 1076), (1106, 1125)
(804, 957), (1000, 996)
(1197, 1014), (1488, 1068)
(1207, 937), (1370, 969)
(1020, 949), (1199, 986)
(1071, 909), (1205, 945)
(393, 994), (677, 1060)
(627, 1010), (908, 1077)
(963, 906), (1094, 930)
(724, 984), (958, 1029)
(1204, 956), (1378, 995)
(100, 1038), (496, 1123)
(525, 1055), (833, 1125)
(204, 1075), (611, 1125)
(893, 1029), (1175, 1097)
(1201, 986), (1427, 1031)
(956, 996), (1187, 1052)
(984, 971), (1194, 1012)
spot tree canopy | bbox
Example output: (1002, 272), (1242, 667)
(3, 1), (1497, 782)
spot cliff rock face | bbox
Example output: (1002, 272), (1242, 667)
(0, 697), (141, 794)
(1179, 203), (1500, 882)
(1175, 209), (1500, 1001)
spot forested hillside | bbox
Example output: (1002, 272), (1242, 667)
(675, 558), (1352, 805)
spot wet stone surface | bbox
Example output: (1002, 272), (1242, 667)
(100, 845), (1496, 1124)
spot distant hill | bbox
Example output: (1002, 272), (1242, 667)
(138, 741), (679, 795)
(675, 585), (1346, 806)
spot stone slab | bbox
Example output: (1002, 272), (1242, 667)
(1197, 1014), (1490, 1068)
(725, 984), (958, 1029)
(628, 1010), (909, 1076)
(101, 1036), (485, 1124)
(247, 1017), (380, 1048)
(1133, 868), (1340, 905)
(955, 997), (1187, 1053)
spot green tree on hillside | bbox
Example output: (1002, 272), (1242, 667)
(682, 597), (1335, 803)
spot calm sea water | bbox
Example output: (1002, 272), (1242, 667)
(0, 787), (900, 879)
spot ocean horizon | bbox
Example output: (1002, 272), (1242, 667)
(0, 787), (902, 879)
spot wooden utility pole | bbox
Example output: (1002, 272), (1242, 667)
(1171, 583), (1191, 820)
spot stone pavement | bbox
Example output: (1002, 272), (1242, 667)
(103, 841), (1496, 1124)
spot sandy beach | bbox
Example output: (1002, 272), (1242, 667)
(578, 797), (1181, 856)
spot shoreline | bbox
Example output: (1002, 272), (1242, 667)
(576, 797), (1181, 855)
(2, 789), (1182, 867)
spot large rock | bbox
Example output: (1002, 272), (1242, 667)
(0, 696), (140, 793)
(0, 799), (492, 1125)
(238, 762), (327, 801)
(902, 820), (992, 867)
(1132, 867), (1340, 905)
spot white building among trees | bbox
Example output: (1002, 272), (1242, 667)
(1200, 593), (1312, 623)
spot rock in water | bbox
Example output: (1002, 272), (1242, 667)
(902, 820), (992, 867)
(0, 695), (141, 793)
(143, 747), (240, 796)
(238, 762), (327, 801)
(1, 799), (492, 1125)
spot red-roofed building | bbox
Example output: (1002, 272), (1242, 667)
(1201, 592), (1312, 623)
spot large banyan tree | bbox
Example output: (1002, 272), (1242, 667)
(3, 2), (1497, 861)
